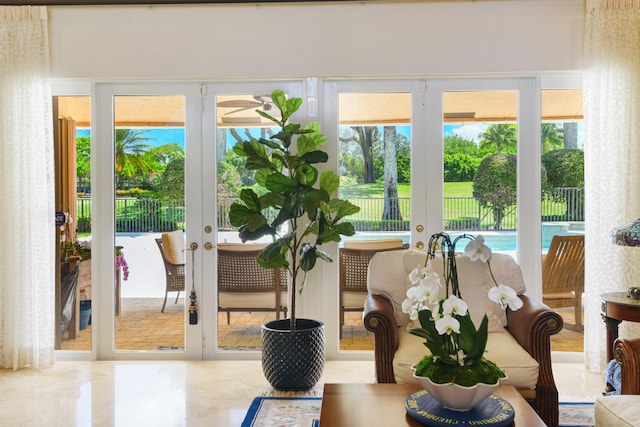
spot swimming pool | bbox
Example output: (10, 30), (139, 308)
(344, 222), (585, 251)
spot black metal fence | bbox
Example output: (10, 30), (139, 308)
(77, 187), (584, 233)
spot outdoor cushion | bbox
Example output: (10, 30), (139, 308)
(162, 230), (185, 265)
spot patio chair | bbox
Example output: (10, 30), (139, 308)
(542, 234), (585, 331)
(155, 230), (186, 313)
(339, 238), (405, 338)
(217, 243), (288, 324)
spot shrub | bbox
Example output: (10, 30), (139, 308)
(473, 154), (517, 230)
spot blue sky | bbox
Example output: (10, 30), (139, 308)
(78, 122), (583, 149)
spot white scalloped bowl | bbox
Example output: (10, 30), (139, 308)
(411, 364), (504, 411)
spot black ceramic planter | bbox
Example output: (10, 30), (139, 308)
(261, 318), (326, 391)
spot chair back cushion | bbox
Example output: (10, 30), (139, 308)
(344, 238), (405, 250)
(368, 248), (526, 332)
(162, 230), (185, 265)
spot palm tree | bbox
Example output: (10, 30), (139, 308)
(541, 123), (564, 154)
(479, 124), (517, 154)
(114, 129), (154, 189)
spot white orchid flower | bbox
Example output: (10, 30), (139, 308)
(442, 294), (468, 317)
(408, 266), (424, 285)
(402, 298), (422, 321)
(406, 282), (428, 302)
(435, 315), (460, 335)
(457, 350), (466, 366)
(409, 260), (439, 285)
(465, 235), (492, 263)
(488, 284), (523, 311)
(430, 303), (442, 321)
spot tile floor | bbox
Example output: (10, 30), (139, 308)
(60, 299), (581, 353)
(39, 300), (597, 426)
(0, 360), (604, 426)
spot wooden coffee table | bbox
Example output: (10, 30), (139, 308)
(319, 383), (545, 426)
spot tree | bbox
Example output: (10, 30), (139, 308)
(479, 124), (517, 155)
(541, 148), (585, 220)
(155, 157), (185, 201)
(341, 126), (380, 184)
(382, 126), (402, 221)
(114, 129), (155, 189)
(76, 136), (91, 193)
(541, 148), (584, 188)
(541, 123), (564, 154)
(473, 154), (517, 230)
(444, 135), (479, 156)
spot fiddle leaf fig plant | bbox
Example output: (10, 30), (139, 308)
(229, 89), (360, 331)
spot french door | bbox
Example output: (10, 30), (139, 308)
(95, 83), (202, 360)
(321, 78), (539, 357)
(82, 77), (539, 361)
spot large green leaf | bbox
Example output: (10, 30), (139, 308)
(457, 314), (478, 355)
(255, 109), (281, 127)
(246, 213), (268, 232)
(238, 223), (274, 243)
(259, 192), (283, 210)
(296, 164), (318, 186)
(299, 244), (317, 272)
(265, 172), (297, 194)
(238, 188), (261, 212)
(330, 199), (361, 222)
(319, 170), (340, 194)
(258, 239), (290, 269)
(228, 202), (252, 227)
(468, 315), (489, 362)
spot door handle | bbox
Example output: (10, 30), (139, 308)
(189, 242), (198, 251)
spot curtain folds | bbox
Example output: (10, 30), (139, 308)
(584, 0), (640, 371)
(0, 6), (55, 369)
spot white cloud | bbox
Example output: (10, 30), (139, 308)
(453, 123), (490, 143)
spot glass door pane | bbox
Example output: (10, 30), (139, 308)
(442, 90), (519, 252)
(215, 91), (288, 352)
(113, 95), (186, 351)
(54, 95), (93, 352)
(540, 88), (585, 352)
(336, 91), (412, 351)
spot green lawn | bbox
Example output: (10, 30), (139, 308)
(340, 182), (471, 198)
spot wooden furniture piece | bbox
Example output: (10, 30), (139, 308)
(542, 235), (585, 331)
(594, 338), (640, 426)
(363, 249), (563, 427)
(217, 243), (287, 324)
(155, 234), (186, 313)
(601, 292), (640, 362)
(319, 383), (545, 427)
(339, 239), (405, 338)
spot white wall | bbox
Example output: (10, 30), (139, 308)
(48, 0), (584, 80)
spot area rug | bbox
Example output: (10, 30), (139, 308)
(559, 402), (595, 427)
(241, 396), (321, 427)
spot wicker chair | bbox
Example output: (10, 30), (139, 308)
(542, 235), (585, 331)
(217, 243), (288, 324)
(155, 235), (186, 313)
(339, 239), (405, 338)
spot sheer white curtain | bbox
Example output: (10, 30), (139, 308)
(584, 0), (640, 371)
(0, 6), (54, 369)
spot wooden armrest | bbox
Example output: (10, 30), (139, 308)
(363, 294), (399, 383)
(506, 294), (563, 425)
(614, 338), (640, 395)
